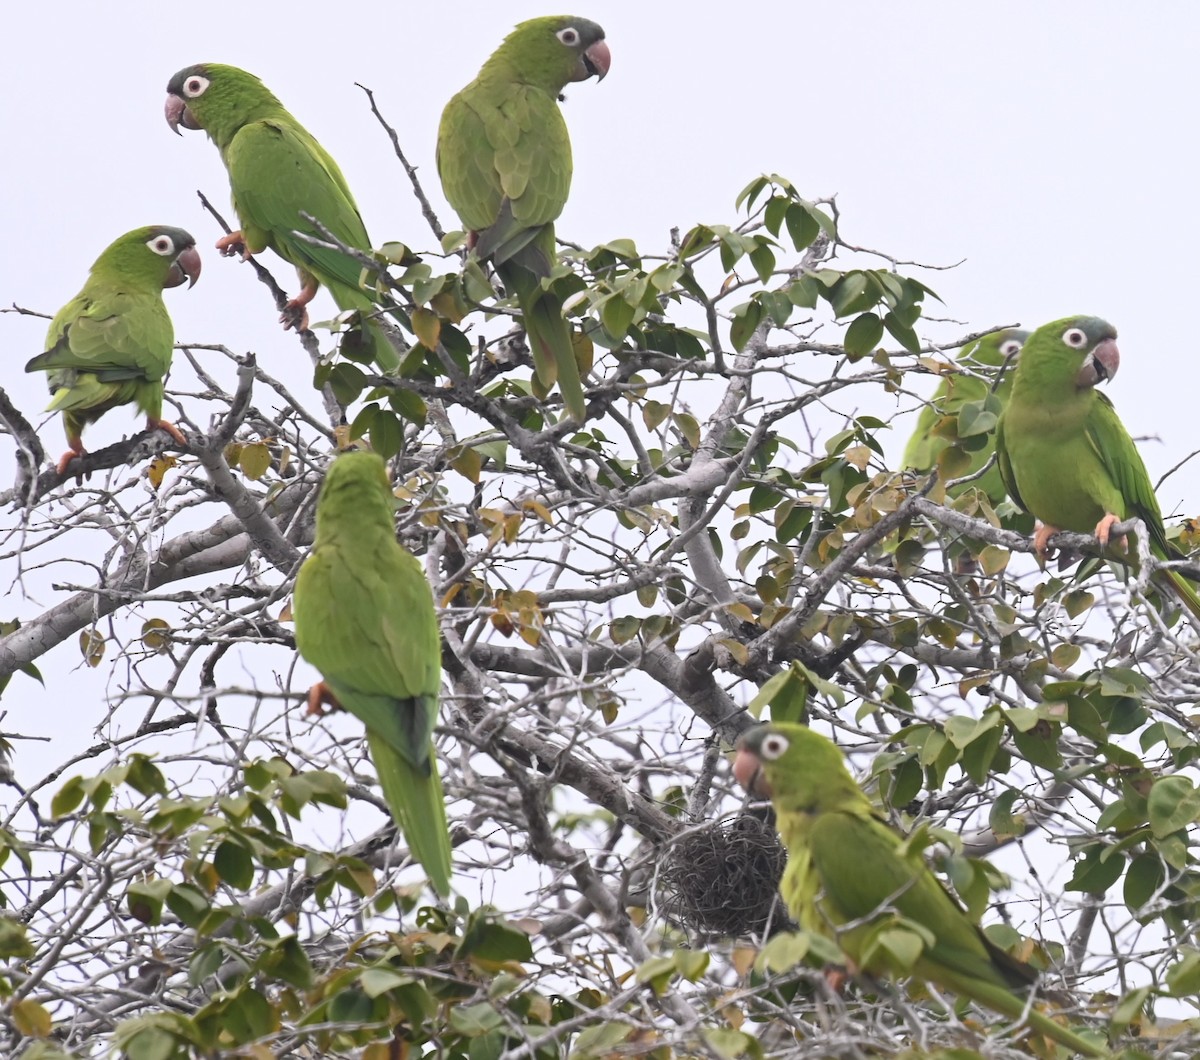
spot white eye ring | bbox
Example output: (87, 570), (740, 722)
(760, 733), (790, 760)
(146, 236), (175, 256)
(556, 27), (580, 46)
(183, 75), (209, 98)
(999, 339), (1023, 357)
(1062, 327), (1088, 349)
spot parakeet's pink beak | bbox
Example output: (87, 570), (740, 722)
(1076, 337), (1120, 389)
(733, 745), (771, 797)
(575, 38), (611, 82)
(164, 95), (202, 135)
(165, 246), (203, 289)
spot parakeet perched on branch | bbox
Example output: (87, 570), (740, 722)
(437, 16), (611, 422)
(293, 450), (451, 895)
(995, 315), (1200, 621)
(734, 722), (1108, 1057)
(902, 328), (1028, 505)
(165, 63), (398, 372)
(25, 226), (201, 476)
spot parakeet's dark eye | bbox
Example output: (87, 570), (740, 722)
(759, 732), (790, 760)
(183, 75), (209, 98)
(556, 27), (580, 46)
(999, 339), (1023, 357)
(1062, 327), (1088, 349)
(146, 235), (176, 256)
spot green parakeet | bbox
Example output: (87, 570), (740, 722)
(902, 329), (1028, 506)
(165, 64), (398, 372)
(25, 226), (201, 476)
(734, 723), (1108, 1057)
(995, 315), (1200, 621)
(437, 16), (611, 422)
(293, 450), (451, 895)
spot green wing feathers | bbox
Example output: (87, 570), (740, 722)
(293, 452), (451, 894)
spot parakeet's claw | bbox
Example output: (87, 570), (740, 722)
(1094, 512), (1125, 551)
(55, 442), (86, 478)
(279, 302), (310, 332)
(1032, 522), (1061, 557)
(215, 231), (250, 260)
(148, 418), (188, 448)
(280, 278), (319, 332)
(305, 680), (342, 716)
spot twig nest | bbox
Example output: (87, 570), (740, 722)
(657, 812), (790, 937)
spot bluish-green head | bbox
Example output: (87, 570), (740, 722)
(490, 16), (611, 90)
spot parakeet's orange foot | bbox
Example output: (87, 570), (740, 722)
(147, 418), (187, 448)
(1032, 522), (1061, 556)
(305, 681), (343, 716)
(55, 444), (85, 477)
(279, 301), (311, 332)
(215, 231), (250, 260)
(280, 277), (319, 331)
(1094, 512), (1126, 551)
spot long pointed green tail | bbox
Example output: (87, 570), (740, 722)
(498, 261), (584, 422)
(940, 967), (1110, 1057)
(366, 731), (452, 896)
(1166, 569), (1200, 624)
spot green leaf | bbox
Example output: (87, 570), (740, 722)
(785, 202), (820, 250)
(843, 312), (884, 359)
(1123, 853), (1163, 912)
(1148, 775), (1200, 837)
(368, 410), (404, 460)
(213, 840), (254, 890)
(729, 300), (763, 352)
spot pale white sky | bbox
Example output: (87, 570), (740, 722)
(5, 3), (1197, 498)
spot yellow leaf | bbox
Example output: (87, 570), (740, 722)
(1052, 643), (1081, 669)
(521, 499), (554, 526)
(412, 306), (442, 349)
(12, 999), (51, 1038)
(675, 412), (701, 450)
(450, 447), (482, 484)
(277, 599), (294, 622)
(239, 442), (271, 481)
(643, 400), (670, 431)
(80, 629), (104, 668)
(430, 290), (465, 324)
(718, 637), (750, 665)
(843, 444), (871, 472)
(141, 618), (171, 653)
(571, 328), (594, 376)
(978, 545), (1010, 576)
(730, 945), (758, 977)
(146, 455), (177, 490)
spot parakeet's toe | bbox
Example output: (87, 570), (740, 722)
(55, 449), (82, 477)
(148, 418), (187, 448)
(304, 681), (342, 716)
(1094, 512), (1119, 549)
(1032, 523), (1060, 556)
(215, 231), (248, 259)
(280, 303), (310, 332)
